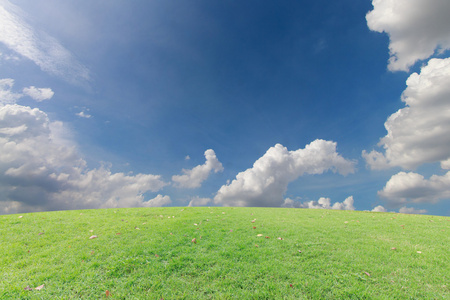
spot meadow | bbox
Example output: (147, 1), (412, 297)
(1, 207), (449, 299)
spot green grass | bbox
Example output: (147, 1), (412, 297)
(1, 207), (449, 299)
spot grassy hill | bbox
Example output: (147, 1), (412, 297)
(1, 207), (449, 299)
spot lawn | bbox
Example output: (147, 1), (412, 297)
(1, 207), (449, 299)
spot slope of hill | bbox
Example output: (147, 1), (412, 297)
(1, 207), (449, 299)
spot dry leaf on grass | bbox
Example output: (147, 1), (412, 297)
(265, 236), (270, 239)
(24, 286), (33, 291)
(364, 272), (371, 277)
(35, 284), (45, 290)
(191, 238), (197, 244)
(38, 232), (44, 235)
(106, 290), (110, 297)
(18, 216), (23, 219)
(89, 235), (98, 239)
(391, 247), (397, 250)
(257, 234), (263, 237)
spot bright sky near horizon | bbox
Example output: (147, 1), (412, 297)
(1, 0), (450, 216)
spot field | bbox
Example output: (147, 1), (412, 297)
(1, 207), (449, 299)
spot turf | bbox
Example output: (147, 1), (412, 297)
(1, 207), (449, 299)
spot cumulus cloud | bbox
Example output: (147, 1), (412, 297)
(0, 104), (169, 214)
(143, 194), (172, 207)
(0, 78), (21, 105)
(76, 111), (92, 119)
(398, 206), (428, 214)
(188, 196), (212, 207)
(172, 149), (223, 188)
(1, 78), (54, 105)
(371, 205), (387, 212)
(0, 0), (89, 84)
(366, 0), (450, 71)
(283, 196), (355, 210)
(378, 171), (450, 206)
(214, 140), (356, 207)
(363, 58), (450, 170)
(22, 86), (54, 102)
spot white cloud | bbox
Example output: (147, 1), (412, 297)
(142, 194), (171, 207)
(363, 58), (450, 170)
(378, 171), (450, 205)
(76, 111), (92, 119)
(214, 140), (356, 207)
(371, 205), (387, 212)
(172, 149), (223, 188)
(22, 86), (54, 102)
(0, 1), (89, 84)
(366, 0), (450, 71)
(0, 78), (21, 105)
(441, 158), (450, 170)
(282, 196), (355, 210)
(0, 50), (20, 61)
(1, 78), (55, 106)
(281, 197), (296, 208)
(0, 104), (169, 214)
(188, 196), (212, 207)
(398, 206), (428, 214)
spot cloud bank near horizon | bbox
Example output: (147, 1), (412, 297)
(0, 81), (170, 214)
(214, 140), (356, 207)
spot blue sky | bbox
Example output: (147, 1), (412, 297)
(1, 0), (450, 215)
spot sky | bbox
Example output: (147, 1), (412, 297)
(1, 0), (450, 216)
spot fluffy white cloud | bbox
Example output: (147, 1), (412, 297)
(371, 205), (387, 212)
(398, 206), (427, 214)
(1, 78), (54, 105)
(366, 0), (450, 71)
(378, 171), (450, 205)
(283, 196), (355, 210)
(0, 104), (169, 214)
(142, 194), (172, 207)
(441, 158), (450, 170)
(0, 1), (89, 84)
(76, 111), (92, 119)
(172, 149), (223, 188)
(188, 196), (212, 207)
(363, 58), (450, 170)
(22, 86), (54, 102)
(0, 78), (21, 105)
(214, 140), (356, 207)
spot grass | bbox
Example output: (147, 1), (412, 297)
(1, 207), (449, 299)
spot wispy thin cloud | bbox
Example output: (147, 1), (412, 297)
(0, 0), (89, 85)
